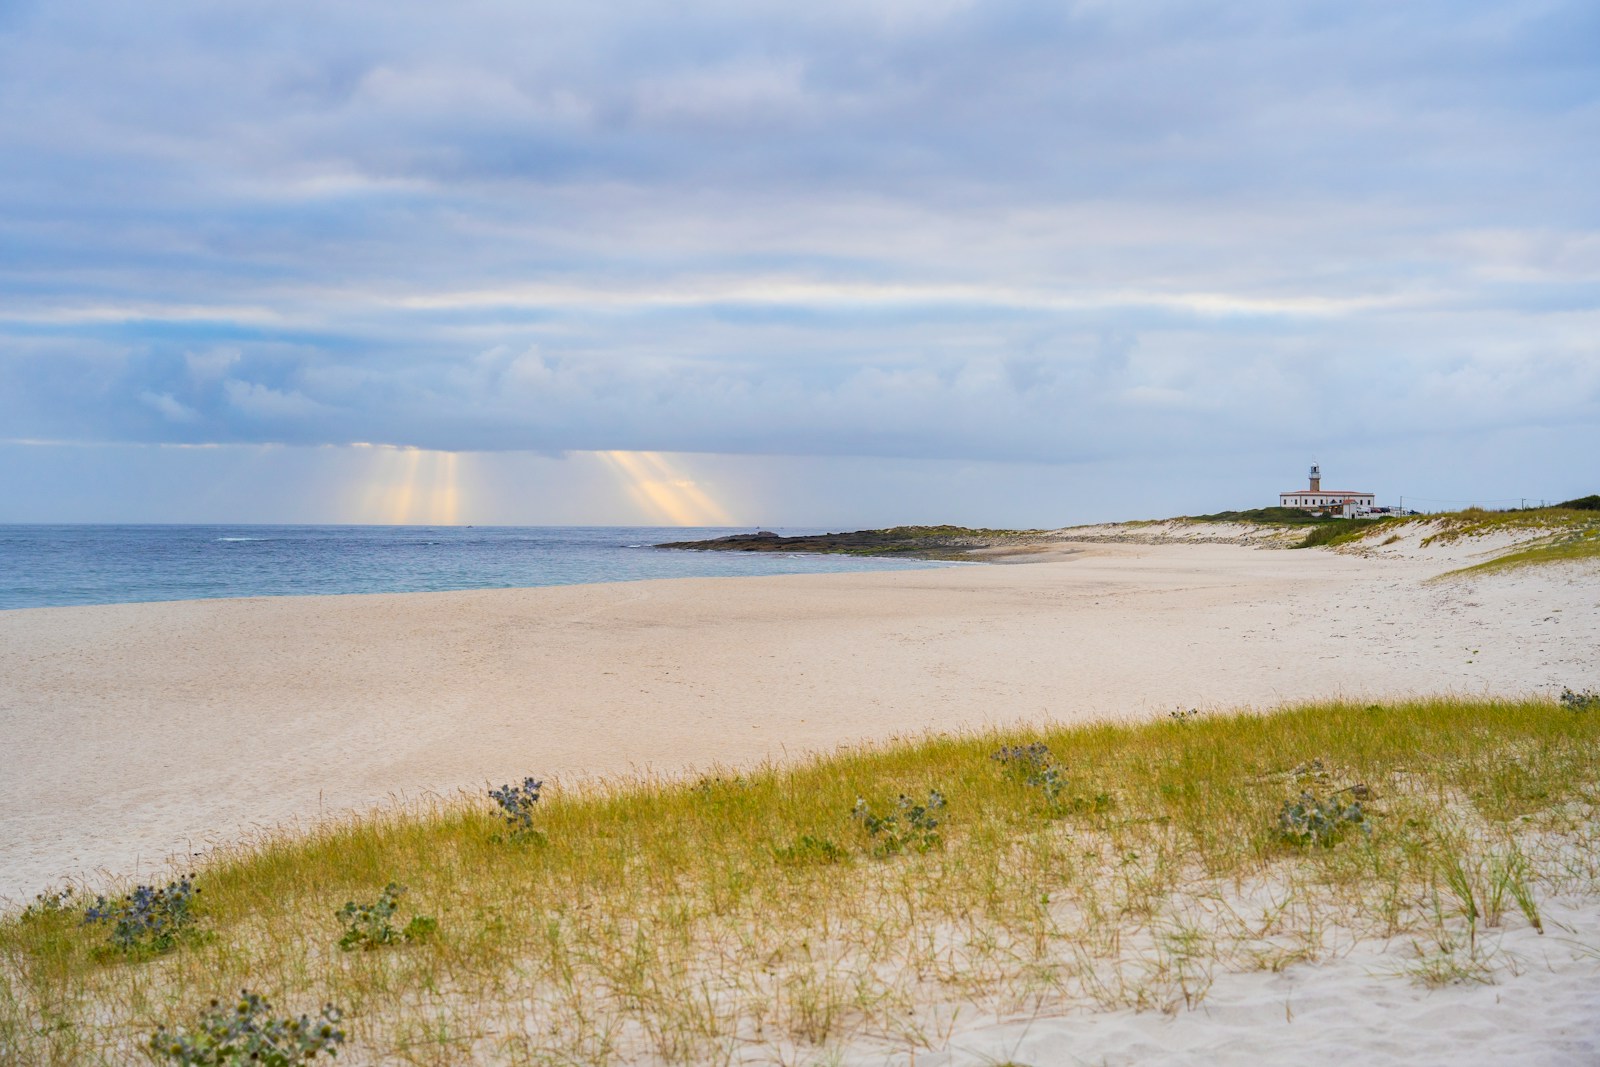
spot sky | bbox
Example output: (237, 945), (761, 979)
(1, 0), (1596, 527)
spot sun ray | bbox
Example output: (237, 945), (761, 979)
(632, 451), (734, 526)
(595, 450), (734, 526)
(436, 451), (460, 525)
(390, 447), (423, 524)
(348, 445), (466, 525)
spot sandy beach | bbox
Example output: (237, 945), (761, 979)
(3, 537), (1596, 902)
(3, 533), (1600, 1065)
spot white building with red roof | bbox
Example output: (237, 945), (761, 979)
(1280, 464), (1375, 515)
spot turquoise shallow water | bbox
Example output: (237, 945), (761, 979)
(0, 525), (951, 610)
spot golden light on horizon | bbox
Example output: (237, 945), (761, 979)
(354, 445), (463, 525)
(595, 450), (734, 526)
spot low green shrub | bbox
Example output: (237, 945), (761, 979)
(1277, 791), (1368, 847)
(772, 834), (848, 867)
(852, 790), (945, 856)
(336, 883), (435, 951)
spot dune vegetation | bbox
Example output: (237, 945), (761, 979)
(1441, 527), (1600, 576)
(1275, 501), (1600, 558)
(657, 500), (1600, 567)
(3, 695), (1598, 1065)
(1406, 503), (1600, 541)
(656, 526), (1049, 560)
(1324, 503), (1600, 574)
(1186, 506), (1348, 527)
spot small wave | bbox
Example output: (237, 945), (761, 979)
(216, 537), (268, 542)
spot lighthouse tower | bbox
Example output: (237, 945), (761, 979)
(1308, 463), (1321, 493)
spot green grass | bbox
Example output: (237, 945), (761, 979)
(1185, 507), (1345, 526)
(1443, 528), (1600, 577)
(4, 697), (1599, 1064)
(1308, 503), (1600, 575)
(866, 525), (1045, 538)
(1190, 501), (1600, 548)
(657, 525), (1049, 561)
(1296, 518), (1388, 548)
(1401, 505), (1600, 545)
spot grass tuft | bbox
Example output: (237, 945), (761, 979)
(1296, 519), (1385, 549)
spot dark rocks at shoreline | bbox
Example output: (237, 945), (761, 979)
(654, 525), (1041, 560)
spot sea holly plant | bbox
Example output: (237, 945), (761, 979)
(991, 743), (1110, 816)
(82, 877), (198, 956)
(20, 885), (76, 923)
(852, 790), (946, 857)
(994, 744), (1069, 809)
(1277, 791), (1369, 847)
(336, 882), (436, 951)
(1559, 688), (1599, 712)
(991, 743), (1051, 778)
(148, 990), (344, 1066)
(488, 776), (546, 843)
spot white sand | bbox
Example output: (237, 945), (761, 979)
(843, 896), (1600, 1066)
(2, 538), (1598, 1063)
(2, 541), (1596, 901)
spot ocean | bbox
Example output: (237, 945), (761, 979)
(0, 525), (951, 611)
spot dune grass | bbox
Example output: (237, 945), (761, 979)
(1309, 504), (1600, 574)
(3, 697), (1599, 1065)
(1295, 518), (1386, 548)
(1403, 505), (1600, 544)
(1298, 504), (1600, 555)
(1442, 527), (1600, 577)
(1185, 507), (1344, 526)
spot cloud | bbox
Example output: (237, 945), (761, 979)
(138, 390), (197, 422)
(185, 347), (241, 380)
(223, 380), (330, 420)
(0, 0), (1594, 472)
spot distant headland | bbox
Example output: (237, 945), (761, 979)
(654, 525), (1051, 561)
(659, 496), (1600, 569)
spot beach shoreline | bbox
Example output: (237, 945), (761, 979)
(3, 539), (1596, 902)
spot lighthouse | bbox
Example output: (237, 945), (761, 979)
(1279, 463), (1374, 515)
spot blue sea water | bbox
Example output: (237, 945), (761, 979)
(0, 525), (952, 610)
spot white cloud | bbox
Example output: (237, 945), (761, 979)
(185, 347), (241, 380)
(138, 390), (197, 422)
(223, 380), (329, 419)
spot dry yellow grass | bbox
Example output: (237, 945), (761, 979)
(3, 695), (1598, 1064)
